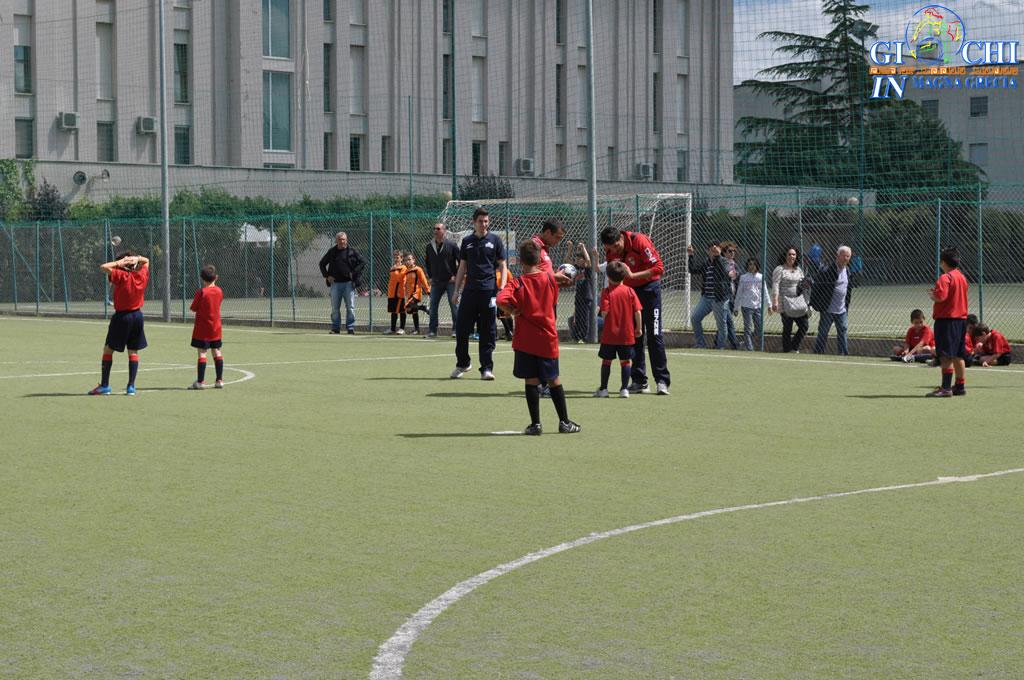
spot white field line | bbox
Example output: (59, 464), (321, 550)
(657, 349), (1024, 375)
(0, 364), (255, 386)
(369, 467), (1024, 680)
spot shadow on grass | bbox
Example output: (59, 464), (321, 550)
(398, 432), (525, 438)
(365, 376), (455, 381)
(425, 390), (595, 399)
(23, 386), (189, 397)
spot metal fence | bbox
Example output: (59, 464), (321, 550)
(2, 187), (1022, 342)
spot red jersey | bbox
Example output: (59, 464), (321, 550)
(191, 285), (224, 341)
(530, 234), (554, 274)
(605, 231), (663, 288)
(600, 284), (642, 345)
(496, 270), (559, 359)
(965, 332), (976, 355)
(904, 324), (934, 348)
(931, 268), (968, 320)
(110, 265), (149, 311)
(981, 329), (1011, 356)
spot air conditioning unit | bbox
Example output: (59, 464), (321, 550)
(515, 157), (535, 176)
(635, 162), (654, 180)
(136, 116), (158, 135)
(58, 112), (80, 131)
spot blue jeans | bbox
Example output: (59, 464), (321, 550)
(330, 281), (356, 331)
(428, 281), (457, 334)
(814, 310), (849, 355)
(691, 296), (728, 349)
(741, 306), (762, 350)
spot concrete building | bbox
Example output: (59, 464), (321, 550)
(2, 0), (733, 193)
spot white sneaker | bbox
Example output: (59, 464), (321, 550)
(593, 388), (609, 398)
(214, 380), (224, 389)
(656, 382), (670, 396)
(627, 382), (650, 394)
(903, 354), (914, 363)
(481, 369), (495, 380)
(450, 365), (471, 379)
(619, 388), (630, 398)
(396, 329), (405, 335)
(188, 381), (206, 390)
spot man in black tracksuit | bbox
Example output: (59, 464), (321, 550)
(424, 222), (461, 338)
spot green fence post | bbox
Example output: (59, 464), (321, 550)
(243, 224), (249, 298)
(6, 226), (16, 311)
(761, 204), (769, 352)
(181, 218), (187, 320)
(269, 216), (275, 324)
(935, 198), (942, 279)
(34, 222), (40, 313)
(388, 208), (394, 255)
(796, 188), (803, 254)
(368, 213), (375, 333)
(57, 223), (69, 312)
(976, 183), (984, 323)
(191, 219), (200, 281)
(288, 214), (296, 322)
(634, 194), (640, 231)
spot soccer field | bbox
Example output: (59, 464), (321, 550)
(3, 315), (1024, 678)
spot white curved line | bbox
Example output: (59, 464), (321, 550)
(370, 467), (1024, 679)
(222, 367), (255, 386)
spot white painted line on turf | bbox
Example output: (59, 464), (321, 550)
(658, 349), (1024, 375)
(369, 466), (1024, 680)
(238, 351), (513, 369)
(490, 430), (523, 436)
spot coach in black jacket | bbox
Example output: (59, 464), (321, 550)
(423, 223), (460, 337)
(810, 245), (853, 355)
(319, 232), (366, 334)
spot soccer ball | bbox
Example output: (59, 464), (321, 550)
(557, 263), (578, 279)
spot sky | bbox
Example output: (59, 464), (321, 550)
(732, 0), (1024, 83)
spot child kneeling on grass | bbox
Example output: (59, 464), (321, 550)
(496, 239), (581, 435)
(969, 324), (1013, 367)
(891, 308), (935, 363)
(593, 260), (642, 398)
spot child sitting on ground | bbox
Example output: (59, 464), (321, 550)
(969, 324), (1013, 367)
(593, 260), (642, 398)
(891, 308), (935, 363)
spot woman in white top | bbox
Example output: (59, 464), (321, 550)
(736, 256), (770, 350)
(771, 246), (809, 353)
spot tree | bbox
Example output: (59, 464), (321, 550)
(456, 174), (514, 201)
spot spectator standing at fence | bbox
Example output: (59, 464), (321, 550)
(809, 245), (853, 355)
(927, 247), (970, 397)
(771, 246), (810, 353)
(424, 223), (460, 338)
(736, 257), (769, 351)
(721, 241), (742, 349)
(89, 252), (150, 396)
(319, 232), (365, 335)
(601, 226), (671, 395)
(687, 242), (731, 350)
(451, 207), (508, 380)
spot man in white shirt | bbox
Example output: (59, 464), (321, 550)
(811, 245), (853, 355)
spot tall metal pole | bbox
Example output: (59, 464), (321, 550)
(159, 0), (172, 322)
(408, 96), (414, 213)
(584, 0), (599, 343)
(449, 8), (457, 199)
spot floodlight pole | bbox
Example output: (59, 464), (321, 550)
(159, 0), (172, 322)
(450, 13), (457, 199)
(584, 0), (599, 343)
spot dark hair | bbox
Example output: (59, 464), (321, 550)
(606, 260), (627, 282)
(745, 257), (760, 273)
(519, 239), (541, 266)
(966, 313), (979, 326)
(940, 246), (960, 269)
(541, 218), (564, 235)
(910, 308), (924, 322)
(600, 227), (621, 246)
(707, 241), (721, 249)
(116, 250), (137, 260)
(778, 246), (801, 267)
(472, 207), (489, 221)
(200, 265), (218, 283)
(970, 323), (990, 339)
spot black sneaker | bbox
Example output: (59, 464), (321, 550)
(558, 420), (581, 433)
(523, 423), (543, 436)
(347, 329), (355, 335)
(330, 329), (341, 334)
(952, 385), (967, 396)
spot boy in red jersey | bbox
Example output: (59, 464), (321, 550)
(891, 308), (935, 363)
(496, 239), (580, 435)
(89, 252), (150, 395)
(927, 247), (969, 397)
(969, 324), (1013, 367)
(593, 261), (642, 398)
(188, 265), (225, 389)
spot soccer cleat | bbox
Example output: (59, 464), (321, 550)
(926, 387), (953, 398)
(214, 379), (225, 389)
(558, 420), (582, 433)
(125, 385), (136, 396)
(593, 388), (609, 398)
(523, 423), (543, 436)
(88, 385), (112, 396)
(902, 354), (914, 363)
(329, 329), (341, 334)
(188, 381), (206, 390)
(396, 329), (406, 335)
(426, 332), (437, 338)
(627, 382), (650, 394)
(619, 388), (630, 398)
(656, 382), (671, 396)
(481, 369), (495, 381)
(450, 364), (472, 379)
(952, 385), (967, 396)
(347, 329), (355, 335)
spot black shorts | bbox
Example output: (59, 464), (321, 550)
(934, 318), (968, 359)
(513, 350), (560, 382)
(191, 338), (223, 350)
(387, 297), (405, 314)
(598, 343), (634, 361)
(992, 353), (1013, 366)
(104, 310), (147, 352)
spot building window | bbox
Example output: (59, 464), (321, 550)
(442, 0), (453, 33)
(350, 135), (363, 170)
(14, 46), (32, 94)
(969, 143), (988, 167)
(442, 54), (452, 120)
(442, 138), (453, 174)
(556, 0), (565, 44)
(15, 118), (33, 159)
(350, 0), (367, 25)
(555, 64), (565, 127)
(381, 135), (393, 171)
(970, 96), (988, 117)
(498, 142), (509, 176)
(471, 57), (486, 122)
(608, 147), (617, 180)
(556, 144), (566, 178)
(97, 121), (117, 162)
(652, 72), (661, 133)
(350, 46), (367, 114)
(676, 75), (686, 132)
(472, 141), (485, 176)
(263, 71), (292, 151)
(174, 126), (192, 164)
(323, 0), (333, 21)
(677, 0), (687, 55)
(472, 0), (486, 36)
(323, 44), (333, 112)
(921, 99), (938, 117)
(653, 0), (661, 53)
(577, 66), (588, 128)
(324, 132), (334, 169)
(96, 22), (115, 99)
(262, 0), (290, 58)
(676, 149), (688, 182)
(174, 43), (189, 103)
